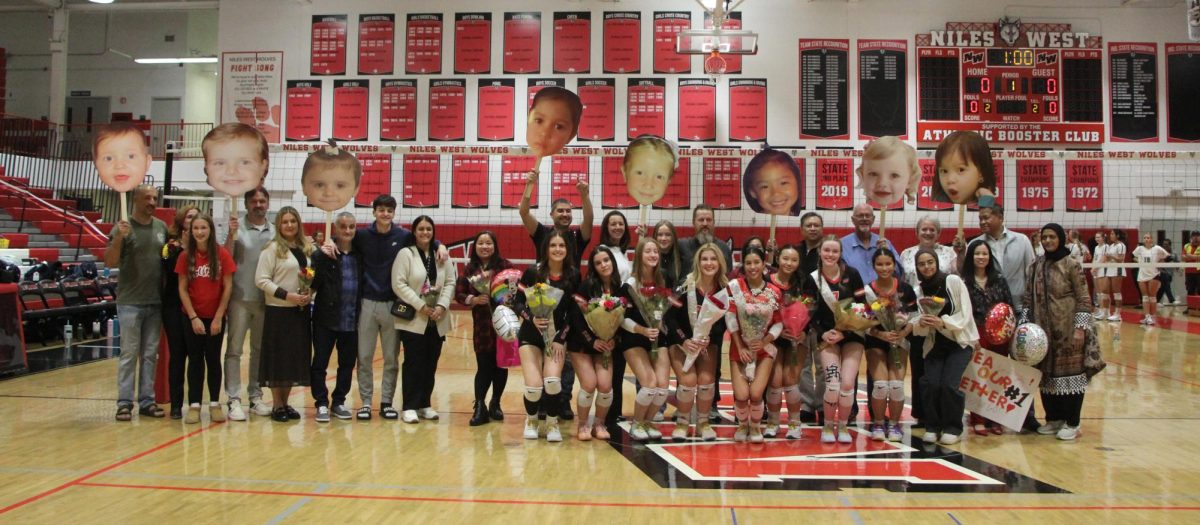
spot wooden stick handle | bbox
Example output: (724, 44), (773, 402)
(119, 192), (128, 223)
(879, 207), (887, 240)
(769, 214), (778, 245)
(325, 211), (333, 243)
(229, 197), (239, 242)
(640, 205), (649, 232)
(957, 204), (966, 238)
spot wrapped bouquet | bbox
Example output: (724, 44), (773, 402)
(683, 288), (728, 372)
(298, 267), (315, 295)
(917, 296), (947, 317)
(468, 271), (492, 297)
(575, 293), (626, 368)
(630, 285), (678, 361)
(780, 291), (816, 342)
(870, 297), (909, 369)
(419, 280), (441, 308)
(524, 282), (564, 353)
(819, 298), (878, 351)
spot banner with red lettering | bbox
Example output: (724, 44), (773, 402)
(1015, 160), (1053, 212)
(332, 79), (368, 141)
(678, 79), (716, 141)
(656, 157), (691, 209)
(405, 14), (443, 74)
(627, 78), (666, 140)
(477, 79), (515, 141)
(916, 158), (954, 211)
(222, 52), (284, 144)
(285, 80), (321, 142)
(960, 348), (1041, 432)
(577, 78), (615, 141)
(703, 158), (742, 210)
(379, 79), (417, 141)
(311, 15), (347, 75)
(1066, 160), (1104, 212)
(358, 14), (394, 75)
(815, 158), (852, 210)
(453, 13), (491, 74)
(550, 157), (590, 207)
(603, 12), (640, 73)
(653, 12), (691, 74)
(728, 79), (767, 142)
(451, 154), (489, 208)
(355, 153), (391, 208)
(402, 154), (439, 208)
(602, 156), (637, 209)
(553, 12), (590, 74)
(501, 156), (537, 208)
(527, 78), (565, 110)
(503, 12), (541, 74)
(428, 79), (465, 141)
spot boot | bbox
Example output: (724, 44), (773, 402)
(488, 398), (504, 421)
(469, 400), (490, 426)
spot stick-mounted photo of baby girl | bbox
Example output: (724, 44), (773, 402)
(743, 148), (802, 245)
(856, 136), (919, 240)
(302, 139), (362, 239)
(92, 122), (152, 222)
(931, 130), (997, 207)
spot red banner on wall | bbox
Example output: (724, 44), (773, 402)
(656, 157), (691, 209)
(627, 78), (666, 140)
(916, 158), (954, 211)
(358, 14), (394, 75)
(380, 79), (417, 141)
(402, 154), (439, 208)
(477, 79), (515, 141)
(428, 79), (465, 141)
(551, 156), (590, 207)
(678, 79), (716, 141)
(331, 79), (368, 141)
(451, 154), (489, 208)
(405, 14), (443, 74)
(577, 79), (615, 141)
(453, 13), (491, 74)
(355, 153), (391, 208)
(601, 156), (636, 209)
(501, 156), (537, 209)
(704, 158), (742, 210)
(815, 158), (853, 210)
(285, 80), (321, 142)
(1066, 160), (1103, 212)
(603, 12), (640, 73)
(553, 12), (590, 74)
(311, 15), (347, 75)
(503, 12), (541, 74)
(1015, 160), (1053, 212)
(729, 79), (767, 142)
(653, 12), (691, 74)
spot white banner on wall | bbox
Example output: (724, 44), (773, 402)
(220, 51), (285, 143)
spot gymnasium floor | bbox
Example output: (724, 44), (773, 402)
(1, 306), (1198, 524)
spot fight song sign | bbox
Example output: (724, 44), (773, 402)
(959, 348), (1042, 431)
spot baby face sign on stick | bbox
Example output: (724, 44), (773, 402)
(92, 123), (152, 221)
(202, 122), (270, 199)
(526, 87), (582, 161)
(931, 130), (997, 207)
(620, 136), (678, 206)
(856, 136), (919, 208)
(743, 149), (803, 244)
(302, 140), (362, 212)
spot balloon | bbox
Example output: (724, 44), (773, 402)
(1011, 323), (1048, 366)
(491, 305), (520, 343)
(490, 268), (524, 305)
(984, 303), (1017, 347)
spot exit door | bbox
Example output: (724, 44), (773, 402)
(64, 96), (111, 157)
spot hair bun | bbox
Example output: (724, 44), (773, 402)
(322, 139), (340, 156)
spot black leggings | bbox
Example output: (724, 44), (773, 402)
(164, 307), (188, 411)
(1042, 392), (1085, 426)
(183, 317), (224, 405)
(474, 348), (508, 402)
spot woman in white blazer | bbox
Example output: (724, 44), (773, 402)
(391, 215), (456, 424)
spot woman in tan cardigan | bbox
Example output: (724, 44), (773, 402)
(254, 206), (315, 423)
(391, 215), (456, 424)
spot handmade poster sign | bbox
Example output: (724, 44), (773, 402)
(931, 130), (998, 235)
(523, 86), (582, 202)
(959, 347), (1042, 431)
(742, 148), (802, 243)
(92, 122), (152, 222)
(856, 136), (919, 239)
(302, 139), (363, 239)
(202, 123), (270, 240)
(621, 135), (677, 227)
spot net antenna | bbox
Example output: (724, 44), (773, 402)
(678, 0), (758, 81)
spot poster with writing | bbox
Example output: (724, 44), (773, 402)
(358, 14), (394, 75)
(627, 78), (666, 140)
(1108, 42), (1158, 142)
(405, 14), (443, 74)
(311, 15), (347, 75)
(551, 156), (590, 207)
(678, 78), (716, 141)
(815, 158), (853, 210)
(728, 79), (767, 142)
(858, 39), (907, 139)
(960, 348), (1041, 432)
(331, 79), (368, 141)
(702, 11), (742, 73)
(284, 80), (320, 142)
(379, 79), (417, 141)
(501, 156), (537, 208)
(553, 12), (590, 74)
(603, 12), (640, 73)
(221, 52), (284, 144)
(428, 79), (466, 141)
(577, 78), (615, 141)
(454, 13), (491, 74)
(656, 157), (691, 209)
(916, 158), (954, 211)
(967, 160), (1006, 210)
(452, 154), (489, 208)
(527, 78), (565, 110)
(703, 157), (742, 210)
(402, 154), (439, 208)
(504, 12), (541, 74)
(1066, 160), (1103, 212)
(1015, 159), (1053, 212)
(355, 153), (391, 208)
(653, 12), (691, 74)
(799, 39), (850, 140)
(1166, 43), (1200, 143)
(601, 156), (637, 209)
(477, 78), (516, 141)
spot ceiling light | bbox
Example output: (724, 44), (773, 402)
(89, 1), (116, 4)
(135, 57), (218, 64)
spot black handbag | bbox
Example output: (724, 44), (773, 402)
(390, 299), (417, 320)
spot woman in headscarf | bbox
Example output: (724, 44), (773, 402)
(911, 248), (978, 446)
(1023, 223), (1098, 441)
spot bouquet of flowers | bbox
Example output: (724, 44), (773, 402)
(419, 280), (440, 308)
(870, 297), (909, 369)
(574, 293), (626, 368)
(780, 291), (816, 341)
(630, 285), (679, 361)
(683, 288), (728, 373)
(490, 268), (524, 305)
(524, 282), (564, 353)
(819, 298), (878, 351)
(298, 267), (315, 295)
(468, 271), (492, 297)
(735, 294), (779, 379)
(917, 296), (947, 317)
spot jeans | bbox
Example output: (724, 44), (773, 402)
(312, 323), (357, 408)
(919, 340), (972, 435)
(116, 304), (162, 409)
(357, 299), (399, 407)
(399, 321), (443, 411)
(224, 299), (265, 403)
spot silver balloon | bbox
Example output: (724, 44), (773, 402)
(1011, 323), (1049, 366)
(492, 305), (521, 342)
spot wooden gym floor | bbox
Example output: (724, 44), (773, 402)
(1, 306), (1198, 524)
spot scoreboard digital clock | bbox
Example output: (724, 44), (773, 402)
(915, 19), (1106, 145)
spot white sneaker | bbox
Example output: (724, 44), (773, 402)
(1056, 425), (1080, 441)
(820, 424), (836, 443)
(699, 421), (717, 441)
(646, 423), (663, 440)
(401, 409), (419, 423)
(837, 428), (853, 443)
(887, 424), (903, 442)
(785, 425), (803, 440)
(418, 407), (439, 420)
(733, 422), (749, 442)
(1140, 315), (1150, 325)
(1146, 317), (1156, 326)
(315, 406), (330, 423)
(938, 432), (961, 445)
(1092, 310), (1104, 320)
(922, 430), (939, 444)
(1107, 314), (1121, 322)
(630, 422), (650, 441)
(870, 424), (886, 441)
(545, 417), (562, 442)
(763, 423), (779, 438)
(749, 425), (764, 443)
(1037, 420), (1065, 435)
(250, 399), (272, 417)
(652, 410), (665, 422)
(524, 417), (539, 440)
(671, 420), (690, 441)
(227, 399), (247, 421)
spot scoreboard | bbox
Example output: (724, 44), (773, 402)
(916, 20), (1105, 145)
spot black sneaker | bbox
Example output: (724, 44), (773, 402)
(170, 406), (183, 420)
(271, 407), (289, 422)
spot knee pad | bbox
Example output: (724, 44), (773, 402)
(1096, 292), (1109, 301)
(635, 387), (655, 406)
(734, 401), (750, 422)
(839, 390), (855, 408)
(676, 385), (697, 404)
(595, 390), (613, 408)
(697, 383), (716, 402)
(751, 400), (765, 420)
(577, 389), (595, 408)
(1143, 295), (1154, 305)
(766, 387), (783, 406)
(524, 386), (543, 403)
(652, 387), (669, 407)
(888, 380), (905, 401)
(782, 385), (802, 406)
(871, 381), (889, 400)
(543, 376), (562, 395)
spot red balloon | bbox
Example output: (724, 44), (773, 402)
(984, 303), (1016, 347)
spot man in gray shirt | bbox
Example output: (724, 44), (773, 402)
(221, 187), (274, 421)
(106, 185), (168, 421)
(970, 205), (1034, 306)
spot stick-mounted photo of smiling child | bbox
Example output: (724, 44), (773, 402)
(93, 122), (152, 194)
(621, 135), (678, 206)
(856, 136), (919, 207)
(931, 130), (997, 207)
(526, 86), (583, 159)
(302, 139), (362, 212)
(202, 122), (269, 198)
(743, 149), (803, 217)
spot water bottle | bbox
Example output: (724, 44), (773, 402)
(103, 267), (110, 278)
(63, 323), (74, 350)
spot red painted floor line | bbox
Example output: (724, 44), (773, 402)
(71, 481), (1200, 512)
(0, 422), (220, 515)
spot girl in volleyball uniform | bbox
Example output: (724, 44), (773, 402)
(763, 245), (814, 440)
(664, 242), (730, 442)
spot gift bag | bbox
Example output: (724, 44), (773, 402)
(496, 338), (521, 368)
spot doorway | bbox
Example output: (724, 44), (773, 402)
(150, 97), (182, 158)
(64, 96), (111, 158)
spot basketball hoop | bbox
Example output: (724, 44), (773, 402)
(704, 51), (727, 81)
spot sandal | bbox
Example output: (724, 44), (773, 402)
(356, 406), (372, 420)
(381, 406), (399, 420)
(115, 406), (133, 422)
(138, 405), (165, 418)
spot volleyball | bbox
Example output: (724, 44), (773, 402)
(1011, 323), (1049, 366)
(491, 305), (520, 343)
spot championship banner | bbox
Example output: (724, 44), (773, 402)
(553, 12), (591, 74)
(1066, 159), (1104, 212)
(451, 154), (489, 208)
(1166, 43), (1200, 143)
(577, 78), (616, 141)
(331, 79), (368, 141)
(477, 78), (516, 141)
(503, 12), (541, 74)
(656, 157), (691, 209)
(959, 348), (1041, 432)
(601, 157), (637, 209)
(355, 153), (391, 208)
(311, 15), (347, 75)
(428, 79), (466, 141)
(815, 158), (853, 210)
(1015, 159), (1053, 212)
(284, 80), (320, 142)
(703, 157), (742, 210)
(603, 11), (641, 73)
(678, 78), (716, 142)
(221, 51), (284, 144)
(799, 39), (850, 140)
(358, 14), (395, 75)
(627, 78), (666, 140)
(728, 79), (767, 142)
(653, 12), (691, 74)
(857, 39), (908, 140)
(380, 79), (417, 141)
(402, 154), (440, 208)
(916, 158), (954, 211)
(551, 156), (590, 207)
(453, 13), (491, 74)
(1109, 42), (1158, 143)
(501, 156), (537, 208)
(527, 78), (565, 110)
(405, 14), (443, 74)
